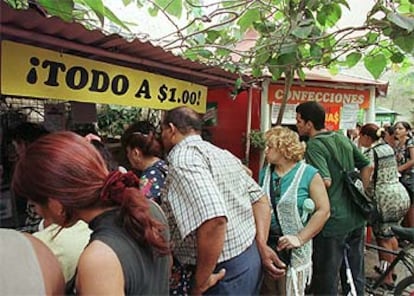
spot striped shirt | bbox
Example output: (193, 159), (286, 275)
(161, 135), (265, 265)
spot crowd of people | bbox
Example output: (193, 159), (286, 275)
(1, 103), (413, 295)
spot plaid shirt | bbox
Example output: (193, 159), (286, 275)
(161, 135), (265, 265)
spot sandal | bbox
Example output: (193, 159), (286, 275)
(373, 265), (397, 281)
(378, 282), (395, 290)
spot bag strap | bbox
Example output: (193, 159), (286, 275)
(269, 165), (279, 217)
(372, 148), (379, 192)
(316, 137), (346, 172)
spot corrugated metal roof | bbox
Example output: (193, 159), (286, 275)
(0, 2), (241, 88)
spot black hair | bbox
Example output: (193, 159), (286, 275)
(162, 106), (203, 134)
(385, 125), (395, 135)
(90, 139), (117, 171)
(11, 122), (49, 144)
(121, 121), (162, 158)
(394, 121), (412, 131)
(295, 102), (325, 130)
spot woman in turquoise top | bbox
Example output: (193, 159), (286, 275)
(259, 126), (330, 296)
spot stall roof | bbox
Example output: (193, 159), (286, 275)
(302, 69), (389, 97)
(375, 106), (400, 115)
(0, 2), (241, 89)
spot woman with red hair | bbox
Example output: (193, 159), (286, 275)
(12, 131), (171, 295)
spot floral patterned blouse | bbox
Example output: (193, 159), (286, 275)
(395, 137), (414, 175)
(139, 159), (168, 204)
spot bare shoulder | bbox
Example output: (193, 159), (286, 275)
(76, 240), (124, 295)
(23, 233), (65, 295)
(78, 240), (123, 274)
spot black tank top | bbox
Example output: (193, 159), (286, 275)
(89, 204), (169, 295)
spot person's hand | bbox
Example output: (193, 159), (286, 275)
(191, 268), (226, 296)
(257, 243), (286, 279)
(84, 133), (101, 142)
(277, 234), (303, 250)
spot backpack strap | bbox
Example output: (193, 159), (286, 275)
(316, 137), (346, 172)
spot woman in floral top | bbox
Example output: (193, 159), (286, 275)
(122, 121), (192, 295)
(394, 121), (414, 227)
(121, 121), (167, 204)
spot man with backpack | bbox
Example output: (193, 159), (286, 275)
(296, 101), (372, 295)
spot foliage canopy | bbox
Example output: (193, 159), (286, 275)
(4, 0), (414, 124)
(5, 0), (414, 81)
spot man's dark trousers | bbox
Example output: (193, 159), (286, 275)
(311, 226), (365, 295)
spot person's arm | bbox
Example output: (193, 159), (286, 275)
(305, 141), (331, 189)
(360, 164), (374, 190)
(277, 173), (330, 249)
(24, 233), (65, 296)
(253, 195), (286, 279)
(398, 146), (414, 173)
(192, 217), (227, 296)
(353, 141), (372, 189)
(76, 240), (124, 296)
(323, 179), (332, 188)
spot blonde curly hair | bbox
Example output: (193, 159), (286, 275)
(264, 126), (306, 162)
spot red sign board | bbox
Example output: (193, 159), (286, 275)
(268, 84), (370, 109)
(325, 105), (341, 131)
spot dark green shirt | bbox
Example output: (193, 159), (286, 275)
(305, 131), (370, 237)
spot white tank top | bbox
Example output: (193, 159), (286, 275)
(0, 229), (45, 295)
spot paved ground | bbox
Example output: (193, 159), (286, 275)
(364, 240), (413, 295)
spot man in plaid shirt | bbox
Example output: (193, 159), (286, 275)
(161, 106), (285, 295)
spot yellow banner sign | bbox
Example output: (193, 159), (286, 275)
(1, 41), (207, 113)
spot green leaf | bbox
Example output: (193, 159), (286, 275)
(103, 5), (130, 31)
(253, 21), (276, 33)
(345, 52), (362, 67)
(252, 67), (262, 78)
(328, 66), (339, 76)
(317, 3), (342, 27)
(280, 43), (298, 55)
(277, 52), (297, 66)
(216, 48), (231, 57)
(254, 51), (271, 65)
(337, 0), (350, 10)
(387, 12), (414, 32)
(390, 51), (405, 63)
(292, 25), (313, 39)
(197, 49), (213, 58)
(148, 5), (159, 17)
(269, 66), (282, 81)
(310, 44), (323, 59)
(122, 0), (133, 5)
(297, 68), (306, 81)
(394, 34), (414, 53)
(38, 0), (74, 21)
(154, 0), (182, 18)
(183, 50), (197, 61)
(80, 0), (105, 25)
(206, 30), (221, 43)
(237, 8), (261, 32)
(364, 54), (387, 79)
(366, 32), (379, 43)
(235, 77), (243, 90)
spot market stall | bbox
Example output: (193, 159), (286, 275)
(0, 1), (246, 226)
(262, 70), (389, 132)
